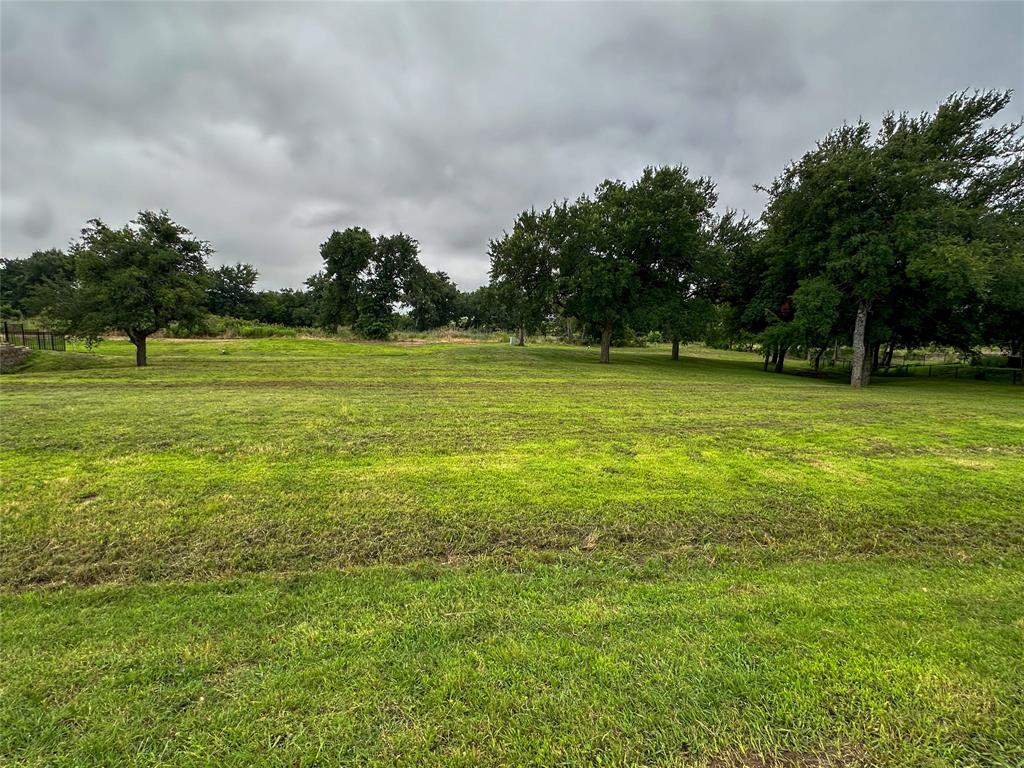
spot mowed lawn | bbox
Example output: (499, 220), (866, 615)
(1, 339), (1022, 767)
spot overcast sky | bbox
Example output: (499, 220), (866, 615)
(2, 2), (1021, 290)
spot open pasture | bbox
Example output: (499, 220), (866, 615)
(2, 339), (1022, 766)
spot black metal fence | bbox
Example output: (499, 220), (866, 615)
(1, 322), (66, 351)
(876, 363), (1022, 384)
(828, 357), (1022, 384)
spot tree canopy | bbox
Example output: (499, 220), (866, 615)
(0, 249), (76, 319)
(489, 208), (557, 346)
(317, 227), (433, 339)
(752, 90), (1023, 385)
(491, 166), (726, 362)
(61, 210), (211, 365)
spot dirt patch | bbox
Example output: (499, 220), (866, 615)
(708, 747), (869, 767)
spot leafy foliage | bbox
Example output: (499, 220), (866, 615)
(0, 249), (76, 318)
(207, 262), (258, 319)
(54, 210), (212, 365)
(317, 227), (445, 339)
(489, 208), (557, 344)
(751, 90), (1024, 382)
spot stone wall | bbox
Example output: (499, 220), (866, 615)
(0, 343), (33, 371)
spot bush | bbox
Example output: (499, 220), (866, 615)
(617, 326), (643, 348)
(971, 353), (1009, 367)
(354, 318), (393, 340)
(164, 314), (313, 339)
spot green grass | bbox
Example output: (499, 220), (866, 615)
(2, 339), (1022, 766)
(0, 348), (132, 375)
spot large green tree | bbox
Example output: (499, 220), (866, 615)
(208, 263), (258, 319)
(549, 193), (632, 363)
(623, 166), (719, 361)
(404, 266), (460, 331)
(319, 227), (376, 330)
(981, 207), (1024, 362)
(64, 210), (211, 366)
(318, 227), (425, 339)
(356, 233), (420, 338)
(758, 90), (1022, 387)
(549, 166), (722, 363)
(0, 249), (76, 318)
(489, 209), (557, 346)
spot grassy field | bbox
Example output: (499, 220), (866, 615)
(2, 338), (1022, 766)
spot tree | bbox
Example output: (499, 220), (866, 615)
(489, 209), (557, 346)
(549, 193), (633, 363)
(0, 249), (76, 318)
(63, 211), (211, 366)
(455, 285), (513, 330)
(623, 166), (719, 361)
(547, 166), (723, 363)
(981, 208), (1024, 362)
(758, 90), (1023, 387)
(319, 227), (375, 330)
(789, 277), (843, 372)
(355, 233), (420, 338)
(208, 263), (258, 319)
(714, 214), (765, 350)
(317, 227), (424, 339)
(404, 266), (459, 330)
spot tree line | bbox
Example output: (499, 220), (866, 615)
(2, 90), (1021, 383)
(488, 90), (1023, 385)
(1, 221), (514, 365)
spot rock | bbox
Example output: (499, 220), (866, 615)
(0, 343), (33, 371)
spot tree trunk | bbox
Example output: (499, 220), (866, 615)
(814, 347), (826, 373)
(599, 321), (612, 364)
(881, 339), (895, 368)
(129, 332), (148, 367)
(763, 350), (770, 372)
(871, 341), (881, 373)
(833, 340), (840, 365)
(850, 299), (869, 389)
(774, 345), (788, 373)
(671, 338), (680, 361)
(770, 347), (779, 366)
(517, 324), (525, 346)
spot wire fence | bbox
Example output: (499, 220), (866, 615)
(826, 357), (1022, 384)
(1, 322), (66, 351)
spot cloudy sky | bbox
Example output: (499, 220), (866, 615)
(2, 2), (1021, 290)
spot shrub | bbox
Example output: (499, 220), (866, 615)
(354, 319), (393, 340)
(165, 314), (311, 339)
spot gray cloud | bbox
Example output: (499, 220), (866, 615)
(16, 198), (54, 239)
(2, 2), (1021, 289)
